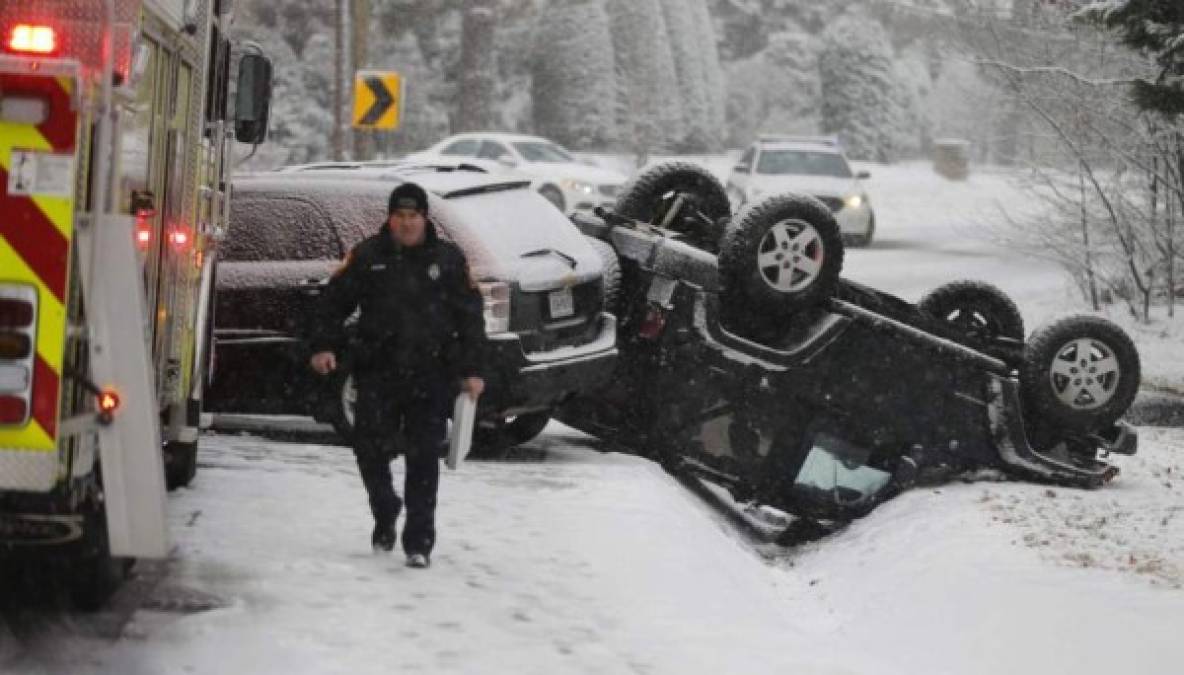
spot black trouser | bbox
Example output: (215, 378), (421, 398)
(352, 372), (451, 556)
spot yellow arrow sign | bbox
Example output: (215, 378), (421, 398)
(352, 70), (402, 130)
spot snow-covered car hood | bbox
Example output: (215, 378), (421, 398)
(431, 188), (603, 291)
(743, 173), (864, 199)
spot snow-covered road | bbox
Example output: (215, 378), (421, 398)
(4, 423), (1182, 675)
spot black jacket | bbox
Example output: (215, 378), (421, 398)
(309, 221), (486, 381)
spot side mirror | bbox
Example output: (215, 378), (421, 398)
(856, 170), (871, 179)
(497, 156), (518, 168)
(234, 53), (273, 145)
(732, 164), (750, 174)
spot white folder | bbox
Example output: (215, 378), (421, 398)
(447, 393), (477, 470)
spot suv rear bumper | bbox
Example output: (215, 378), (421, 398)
(483, 313), (618, 415)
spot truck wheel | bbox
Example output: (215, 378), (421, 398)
(1021, 316), (1140, 433)
(918, 280), (1024, 341)
(70, 523), (130, 611)
(164, 440), (198, 490)
(469, 412), (551, 459)
(718, 194), (844, 319)
(614, 161), (731, 253)
(584, 236), (621, 317)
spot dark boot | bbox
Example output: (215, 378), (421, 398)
(371, 521), (396, 552)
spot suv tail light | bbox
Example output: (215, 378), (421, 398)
(638, 305), (668, 340)
(478, 281), (512, 335)
(0, 285), (37, 427)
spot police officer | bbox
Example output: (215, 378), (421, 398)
(309, 182), (485, 569)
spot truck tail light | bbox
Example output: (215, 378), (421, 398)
(0, 285), (37, 427)
(478, 281), (512, 335)
(169, 230), (190, 249)
(0, 333), (31, 359)
(0, 396), (27, 425)
(0, 297), (34, 327)
(135, 208), (154, 249)
(7, 24), (57, 55)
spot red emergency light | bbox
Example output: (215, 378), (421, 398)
(7, 24), (57, 55)
(98, 390), (120, 414)
(169, 230), (190, 249)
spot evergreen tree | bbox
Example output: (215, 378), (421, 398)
(1076, 0), (1184, 117)
(531, 0), (618, 149)
(659, 0), (713, 150)
(818, 13), (902, 162)
(605, 0), (683, 153)
(456, 0), (499, 131)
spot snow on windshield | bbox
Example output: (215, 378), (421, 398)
(512, 141), (574, 163)
(756, 150), (852, 178)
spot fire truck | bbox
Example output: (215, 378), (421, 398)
(0, 0), (271, 607)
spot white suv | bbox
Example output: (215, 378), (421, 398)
(726, 136), (876, 246)
(411, 132), (628, 214)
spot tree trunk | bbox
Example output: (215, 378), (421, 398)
(1080, 165), (1099, 310)
(351, 0), (371, 160)
(333, 0), (345, 161)
(456, 0), (498, 132)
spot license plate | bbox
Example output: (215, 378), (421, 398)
(548, 287), (574, 318)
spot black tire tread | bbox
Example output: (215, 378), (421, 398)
(918, 280), (1024, 340)
(718, 194), (844, 319)
(614, 161), (731, 250)
(1021, 315), (1140, 433)
(584, 236), (622, 317)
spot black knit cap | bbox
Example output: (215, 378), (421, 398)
(388, 182), (429, 215)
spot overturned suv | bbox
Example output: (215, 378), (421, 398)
(558, 162), (1139, 521)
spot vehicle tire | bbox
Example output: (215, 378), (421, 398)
(328, 368), (358, 444)
(1021, 315), (1140, 433)
(718, 194), (844, 319)
(70, 524), (129, 611)
(164, 440), (198, 490)
(614, 161), (731, 252)
(918, 280), (1024, 341)
(539, 184), (566, 212)
(469, 412), (551, 459)
(584, 236), (622, 317)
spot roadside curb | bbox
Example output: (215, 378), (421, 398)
(1125, 389), (1184, 427)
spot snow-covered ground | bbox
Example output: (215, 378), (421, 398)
(4, 424), (1181, 675)
(3, 159), (1182, 674)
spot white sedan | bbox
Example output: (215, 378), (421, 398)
(410, 132), (628, 214)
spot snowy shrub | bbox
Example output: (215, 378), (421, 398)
(605, 0), (683, 154)
(530, 0), (619, 149)
(818, 13), (905, 162)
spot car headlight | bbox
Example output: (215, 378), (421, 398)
(478, 281), (512, 334)
(844, 194), (867, 209)
(559, 179), (596, 195)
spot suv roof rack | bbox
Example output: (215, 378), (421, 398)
(757, 134), (841, 148)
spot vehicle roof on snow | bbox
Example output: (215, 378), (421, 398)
(756, 135), (842, 150)
(434, 131), (559, 145)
